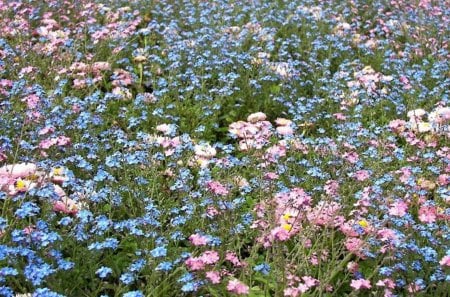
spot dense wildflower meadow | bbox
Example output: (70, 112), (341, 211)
(0, 0), (449, 296)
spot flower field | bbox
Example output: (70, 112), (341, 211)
(0, 0), (449, 296)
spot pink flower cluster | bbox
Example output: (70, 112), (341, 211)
(253, 188), (312, 247)
(0, 162), (80, 215)
(185, 237), (250, 294)
(65, 61), (111, 89)
(390, 105), (450, 137)
(229, 112), (273, 151)
(284, 273), (320, 296)
(206, 180), (229, 196)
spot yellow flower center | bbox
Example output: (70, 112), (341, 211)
(282, 213), (292, 221)
(53, 167), (64, 176)
(15, 179), (27, 191)
(358, 220), (368, 228)
(282, 224), (292, 231)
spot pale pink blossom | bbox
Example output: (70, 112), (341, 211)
(225, 251), (243, 267)
(0, 163), (37, 178)
(439, 255), (450, 266)
(276, 125), (294, 136)
(53, 197), (79, 215)
(270, 226), (292, 241)
(194, 143), (216, 158)
(343, 151), (359, 164)
(275, 118), (292, 126)
(284, 287), (300, 297)
(156, 123), (172, 134)
(200, 250), (220, 265)
(350, 278), (371, 290)
(206, 180), (229, 196)
(185, 257), (205, 271)
(344, 238), (366, 258)
(388, 200), (408, 217)
(418, 205), (437, 223)
(206, 271), (221, 284)
(376, 278), (396, 289)
(247, 112), (267, 123)
(189, 233), (208, 246)
(354, 170), (370, 181)
(227, 279), (249, 295)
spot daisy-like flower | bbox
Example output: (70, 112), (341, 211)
(247, 112), (266, 123)
(0, 163), (37, 179)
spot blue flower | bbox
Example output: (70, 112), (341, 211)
(254, 263), (271, 275)
(96, 266), (113, 278)
(123, 291), (144, 297)
(120, 272), (136, 285)
(0, 267), (18, 277)
(88, 238), (119, 251)
(0, 286), (13, 297)
(24, 262), (55, 286)
(15, 202), (40, 219)
(181, 282), (198, 292)
(155, 261), (173, 272)
(33, 288), (65, 297)
(129, 259), (146, 272)
(150, 246), (167, 258)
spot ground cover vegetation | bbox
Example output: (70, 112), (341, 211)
(0, 0), (449, 296)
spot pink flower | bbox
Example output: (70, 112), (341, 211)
(247, 112), (266, 123)
(56, 135), (71, 146)
(275, 118), (292, 126)
(350, 278), (371, 290)
(388, 119), (407, 134)
(345, 238), (366, 258)
(227, 279), (249, 295)
(276, 125), (294, 136)
(377, 228), (398, 242)
(347, 262), (359, 273)
(206, 271), (221, 284)
(284, 287), (300, 297)
(189, 233), (208, 246)
(52, 185), (67, 199)
(156, 123), (172, 135)
(376, 278), (396, 289)
(270, 226), (293, 241)
(38, 126), (55, 135)
(50, 167), (68, 184)
(39, 138), (57, 149)
(200, 250), (219, 265)
(53, 197), (79, 215)
(185, 257), (205, 271)
(388, 200), (408, 217)
(418, 205), (437, 223)
(302, 276), (319, 288)
(324, 179), (339, 196)
(225, 251), (243, 267)
(206, 180), (229, 196)
(437, 174), (449, 186)
(0, 163), (37, 178)
(354, 170), (370, 181)
(22, 94), (40, 109)
(439, 255), (450, 266)
(333, 113), (347, 120)
(343, 151), (359, 164)
(92, 61), (111, 72)
(263, 172), (279, 180)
